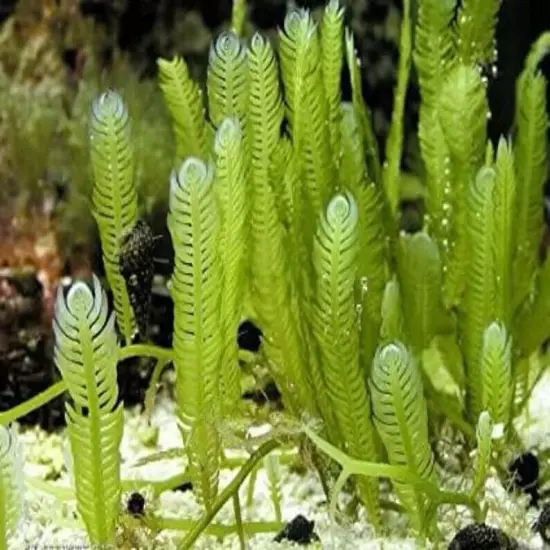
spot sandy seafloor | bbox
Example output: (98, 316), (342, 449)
(6, 372), (550, 550)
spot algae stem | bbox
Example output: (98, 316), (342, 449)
(151, 516), (282, 538)
(178, 439), (280, 549)
(0, 381), (67, 426)
(118, 344), (174, 363)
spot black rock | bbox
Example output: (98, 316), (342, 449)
(242, 380), (281, 405)
(174, 481), (193, 493)
(534, 502), (550, 543)
(509, 452), (540, 506)
(274, 515), (319, 545)
(127, 492), (146, 516)
(448, 523), (518, 549)
(237, 320), (262, 353)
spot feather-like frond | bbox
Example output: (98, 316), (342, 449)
(369, 342), (436, 533)
(231, 0), (247, 36)
(157, 56), (209, 160)
(168, 158), (222, 510)
(383, 0), (412, 215)
(214, 118), (248, 412)
(279, 9), (316, 152)
(438, 65), (488, 307)
(514, 255), (550, 357)
(455, 0), (501, 66)
(470, 411), (493, 498)
(418, 110), (453, 290)
(321, 0), (344, 160)
(311, 192), (381, 528)
(397, 231), (443, 353)
(460, 167), (496, 423)
(492, 138), (516, 325)
(280, 9), (335, 218)
(207, 31), (249, 131)
(380, 277), (404, 344)
(89, 90), (138, 342)
(356, 181), (389, 371)
(53, 275), (122, 544)
(413, 0), (456, 111)
(344, 30), (381, 186)
(481, 322), (512, 428)
(247, 33), (318, 415)
(414, 0), (456, 284)
(512, 33), (550, 311)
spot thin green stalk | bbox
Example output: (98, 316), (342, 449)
(122, 471), (191, 496)
(118, 344), (174, 363)
(143, 358), (172, 422)
(178, 439), (280, 549)
(150, 516), (282, 538)
(0, 381), (66, 426)
(304, 425), (480, 518)
(232, 492), (246, 549)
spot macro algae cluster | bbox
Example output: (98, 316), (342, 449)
(1, 0), (550, 548)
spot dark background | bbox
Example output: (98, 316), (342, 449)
(1, 0), (549, 146)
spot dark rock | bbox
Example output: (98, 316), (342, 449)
(127, 492), (146, 516)
(509, 452), (540, 506)
(174, 481), (193, 493)
(242, 380), (281, 405)
(274, 515), (319, 545)
(448, 523), (518, 549)
(534, 502), (550, 543)
(237, 320), (262, 352)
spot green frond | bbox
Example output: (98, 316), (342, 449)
(247, 33), (318, 417)
(248, 32), (284, 186)
(345, 30), (381, 186)
(397, 232), (443, 353)
(339, 102), (367, 192)
(414, 0), (457, 284)
(231, 0), (247, 36)
(89, 90), (138, 343)
(311, 192), (381, 529)
(167, 158), (222, 510)
(207, 31), (249, 131)
(513, 34), (549, 311)
(413, 0), (457, 111)
(514, 254), (550, 357)
(369, 342), (436, 533)
(418, 110), (453, 289)
(455, 0), (502, 66)
(492, 138), (516, 325)
(280, 9), (335, 219)
(250, 163), (317, 418)
(53, 275), (122, 544)
(470, 411), (493, 498)
(356, 181), (389, 371)
(383, 0), (412, 215)
(247, 36), (314, 414)
(438, 64), (488, 307)
(0, 427), (23, 548)
(460, 167), (496, 423)
(380, 277), (405, 344)
(269, 136), (294, 224)
(481, 322), (512, 428)
(157, 56), (209, 160)
(321, 0), (345, 160)
(214, 118), (248, 413)
(279, 8), (317, 152)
